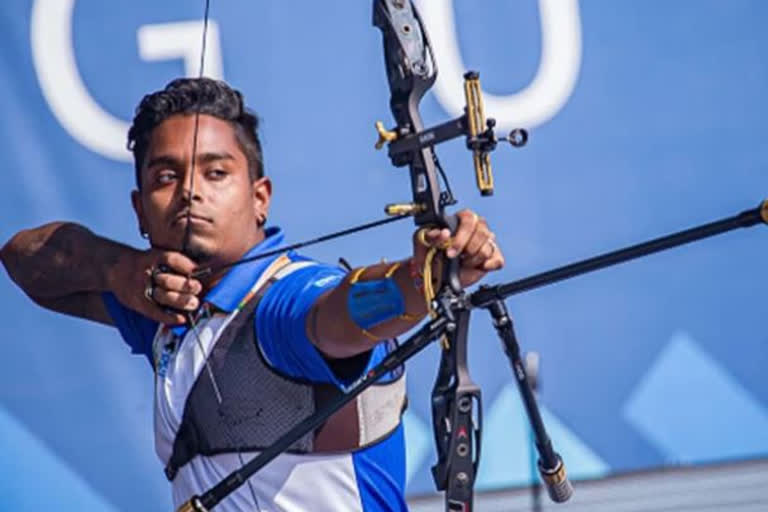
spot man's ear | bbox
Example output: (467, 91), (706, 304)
(252, 177), (272, 226)
(131, 189), (148, 238)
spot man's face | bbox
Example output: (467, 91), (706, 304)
(131, 114), (271, 269)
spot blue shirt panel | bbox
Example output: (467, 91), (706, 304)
(102, 292), (158, 364)
(254, 258), (347, 385)
(255, 256), (401, 388)
(354, 425), (408, 512)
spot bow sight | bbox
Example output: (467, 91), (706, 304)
(375, 70), (527, 201)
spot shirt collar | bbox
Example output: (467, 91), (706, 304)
(170, 226), (285, 336)
(205, 226), (285, 311)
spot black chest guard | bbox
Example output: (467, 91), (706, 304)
(165, 271), (406, 481)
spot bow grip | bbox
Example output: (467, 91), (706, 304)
(441, 213), (462, 294)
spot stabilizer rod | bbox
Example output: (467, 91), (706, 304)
(472, 200), (767, 307)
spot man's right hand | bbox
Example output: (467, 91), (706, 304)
(1, 223), (206, 326)
(108, 249), (203, 326)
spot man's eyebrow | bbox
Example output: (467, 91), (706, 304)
(197, 151), (236, 164)
(145, 152), (235, 170)
(145, 155), (182, 170)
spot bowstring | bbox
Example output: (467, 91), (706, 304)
(181, 0), (210, 255)
(183, 1), (262, 508)
(192, 213), (410, 279)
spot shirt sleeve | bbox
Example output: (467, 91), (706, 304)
(101, 292), (158, 365)
(254, 260), (347, 385)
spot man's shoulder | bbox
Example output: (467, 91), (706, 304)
(252, 253), (347, 384)
(270, 252), (345, 288)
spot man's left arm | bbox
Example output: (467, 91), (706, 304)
(308, 209), (504, 359)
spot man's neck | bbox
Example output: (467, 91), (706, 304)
(199, 228), (266, 294)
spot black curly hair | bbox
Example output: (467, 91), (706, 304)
(127, 78), (264, 189)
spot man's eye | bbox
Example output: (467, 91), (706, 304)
(207, 169), (228, 179)
(157, 171), (177, 184)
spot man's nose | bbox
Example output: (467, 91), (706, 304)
(181, 168), (200, 202)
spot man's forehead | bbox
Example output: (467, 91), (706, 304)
(145, 114), (245, 161)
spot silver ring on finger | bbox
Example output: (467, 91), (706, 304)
(487, 239), (497, 257)
(144, 266), (161, 304)
(144, 280), (157, 304)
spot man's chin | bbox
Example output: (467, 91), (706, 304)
(184, 240), (215, 265)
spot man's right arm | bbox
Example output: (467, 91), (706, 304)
(1, 222), (198, 325)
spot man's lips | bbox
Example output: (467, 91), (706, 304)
(172, 212), (213, 226)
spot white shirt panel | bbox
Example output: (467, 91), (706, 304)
(153, 314), (232, 465)
(172, 451), (363, 512)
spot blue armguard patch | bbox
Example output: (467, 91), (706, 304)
(348, 278), (405, 330)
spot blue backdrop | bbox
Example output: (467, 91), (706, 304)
(1, 1), (766, 510)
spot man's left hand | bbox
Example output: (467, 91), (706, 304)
(413, 209), (504, 288)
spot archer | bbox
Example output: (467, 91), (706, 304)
(1, 78), (505, 511)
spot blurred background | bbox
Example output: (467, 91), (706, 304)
(0, 0), (766, 510)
